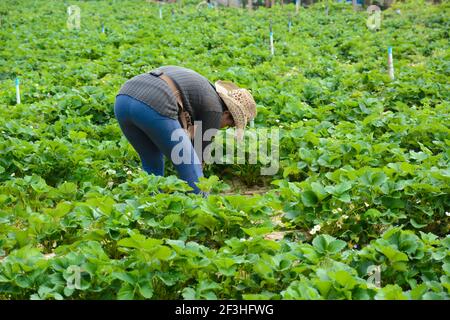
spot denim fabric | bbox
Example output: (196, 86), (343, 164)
(114, 94), (203, 194)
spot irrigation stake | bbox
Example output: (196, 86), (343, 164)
(101, 23), (105, 33)
(388, 46), (395, 80)
(288, 14), (292, 32)
(15, 78), (21, 105)
(159, 5), (162, 19)
(295, 0), (300, 15)
(270, 20), (274, 56)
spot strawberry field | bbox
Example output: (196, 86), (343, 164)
(0, 0), (449, 300)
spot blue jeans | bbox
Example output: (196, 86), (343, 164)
(114, 94), (203, 193)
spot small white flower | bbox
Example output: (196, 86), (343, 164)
(332, 209), (338, 214)
(11, 172), (15, 177)
(126, 170), (132, 175)
(342, 215), (349, 220)
(446, 212), (450, 217)
(44, 253), (56, 260)
(106, 169), (116, 175)
(364, 202), (369, 207)
(309, 224), (321, 235)
(337, 207), (343, 212)
(303, 118), (308, 122)
(107, 181), (114, 188)
(275, 119), (280, 123)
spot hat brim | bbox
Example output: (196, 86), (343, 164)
(215, 80), (240, 95)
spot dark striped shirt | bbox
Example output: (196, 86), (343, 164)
(117, 66), (225, 152)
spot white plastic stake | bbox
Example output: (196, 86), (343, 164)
(159, 6), (162, 19)
(295, 0), (300, 14)
(288, 15), (292, 32)
(388, 47), (395, 80)
(101, 23), (105, 33)
(269, 21), (274, 56)
(15, 78), (21, 104)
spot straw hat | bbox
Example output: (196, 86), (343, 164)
(215, 81), (257, 139)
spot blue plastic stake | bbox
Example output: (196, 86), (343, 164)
(101, 23), (105, 33)
(388, 47), (395, 80)
(270, 21), (274, 56)
(15, 78), (20, 105)
(288, 15), (292, 32)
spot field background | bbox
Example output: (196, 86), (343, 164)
(0, 0), (449, 299)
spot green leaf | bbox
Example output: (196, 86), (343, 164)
(372, 172), (388, 186)
(253, 260), (273, 279)
(112, 272), (136, 284)
(423, 292), (446, 300)
(47, 201), (72, 218)
(118, 234), (163, 250)
(301, 191), (318, 207)
(312, 235), (328, 254)
(58, 182), (78, 195)
(381, 197), (405, 209)
(443, 263), (450, 275)
(242, 227), (272, 237)
(139, 282), (154, 299)
(182, 287), (197, 300)
(328, 239), (347, 254)
(152, 246), (172, 261)
(410, 218), (428, 229)
(410, 284), (428, 300)
(376, 245), (409, 263)
(214, 257), (237, 276)
(334, 181), (352, 194)
(331, 270), (358, 289)
(375, 285), (408, 300)
(311, 182), (328, 201)
(117, 283), (135, 300)
(242, 292), (276, 300)
(86, 196), (115, 216)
